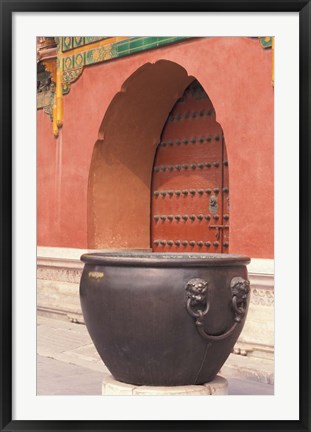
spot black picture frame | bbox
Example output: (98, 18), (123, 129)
(1, 1), (310, 431)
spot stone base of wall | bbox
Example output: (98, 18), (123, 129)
(37, 247), (274, 361)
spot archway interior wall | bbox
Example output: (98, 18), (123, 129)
(37, 37), (274, 258)
(88, 61), (194, 249)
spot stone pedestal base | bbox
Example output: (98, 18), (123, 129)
(102, 374), (228, 395)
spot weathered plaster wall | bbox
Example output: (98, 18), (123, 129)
(37, 37), (273, 258)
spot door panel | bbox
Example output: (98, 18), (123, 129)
(151, 80), (229, 253)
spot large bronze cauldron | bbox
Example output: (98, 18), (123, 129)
(80, 252), (250, 386)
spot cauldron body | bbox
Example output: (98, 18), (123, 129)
(80, 252), (250, 386)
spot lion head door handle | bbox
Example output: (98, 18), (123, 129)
(185, 277), (250, 342)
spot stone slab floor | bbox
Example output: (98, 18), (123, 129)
(37, 315), (274, 396)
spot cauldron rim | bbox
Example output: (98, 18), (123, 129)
(81, 252), (250, 267)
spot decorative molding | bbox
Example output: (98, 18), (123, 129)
(62, 68), (84, 94)
(62, 36), (110, 52)
(37, 36), (189, 136)
(59, 36), (188, 97)
(37, 265), (82, 284)
(250, 287), (274, 306)
(36, 254), (274, 304)
(37, 36), (274, 135)
(36, 262), (274, 308)
(37, 251), (274, 357)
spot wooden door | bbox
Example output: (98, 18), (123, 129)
(151, 80), (229, 253)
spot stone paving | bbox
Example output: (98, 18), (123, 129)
(37, 315), (274, 396)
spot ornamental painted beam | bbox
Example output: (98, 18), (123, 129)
(36, 36), (273, 137)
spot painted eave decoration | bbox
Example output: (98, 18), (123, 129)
(37, 36), (273, 137)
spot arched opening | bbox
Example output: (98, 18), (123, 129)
(151, 80), (229, 252)
(87, 61), (229, 251)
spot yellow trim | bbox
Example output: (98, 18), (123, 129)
(56, 67), (63, 128)
(52, 102), (58, 137)
(52, 37), (129, 136)
(52, 39), (64, 136)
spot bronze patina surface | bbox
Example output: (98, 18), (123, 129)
(80, 252), (250, 386)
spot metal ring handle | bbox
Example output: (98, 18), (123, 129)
(185, 277), (250, 342)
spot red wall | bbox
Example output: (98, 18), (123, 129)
(37, 37), (273, 258)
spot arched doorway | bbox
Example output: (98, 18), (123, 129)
(151, 80), (229, 252)
(87, 60), (194, 249)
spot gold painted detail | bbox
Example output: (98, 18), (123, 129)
(59, 36), (187, 97)
(88, 271), (104, 280)
(39, 36), (274, 136)
(62, 68), (83, 92)
(46, 36), (188, 136)
(60, 36), (128, 96)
